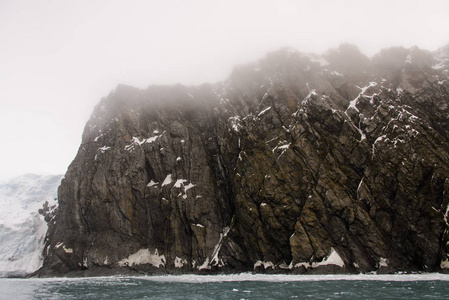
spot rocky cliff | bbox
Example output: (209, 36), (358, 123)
(41, 44), (449, 276)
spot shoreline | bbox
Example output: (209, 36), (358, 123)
(2, 272), (449, 282)
(2, 266), (448, 280)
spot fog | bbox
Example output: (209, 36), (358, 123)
(1, 0), (449, 178)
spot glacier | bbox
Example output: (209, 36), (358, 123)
(0, 174), (62, 277)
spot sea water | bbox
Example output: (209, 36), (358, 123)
(1, 273), (449, 299)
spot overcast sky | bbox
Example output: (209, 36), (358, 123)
(1, 0), (449, 179)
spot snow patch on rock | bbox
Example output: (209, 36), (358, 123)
(174, 179), (188, 188)
(147, 180), (158, 187)
(174, 256), (188, 268)
(441, 258), (449, 269)
(228, 116), (242, 132)
(254, 260), (275, 270)
(162, 174), (173, 187)
(118, 248), (166, 268)
(378, 257), (388, 268)
(314, 247), (345, 268)
(125, 132), (164, 151)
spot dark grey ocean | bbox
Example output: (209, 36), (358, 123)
(1, 274), (448, 299)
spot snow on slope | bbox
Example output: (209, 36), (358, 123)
(0, 174), (62, 277)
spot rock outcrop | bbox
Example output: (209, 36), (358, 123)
(41, 44), (449, 276)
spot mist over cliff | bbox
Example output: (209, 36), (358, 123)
(40, 44), (449, 276)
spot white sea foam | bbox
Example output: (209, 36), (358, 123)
(134, 273), (449, 283)
(1, 273), (448, 300)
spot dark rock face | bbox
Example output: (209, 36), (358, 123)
(41, 44), (449, 276)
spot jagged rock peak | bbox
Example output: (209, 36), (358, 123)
(41, 43), (449, 276)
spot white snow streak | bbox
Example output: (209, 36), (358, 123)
(98, 146), (111, 153)
(258, 106), (271, 117)
(209, 227), (230, 267)
(125, 133), (164, 151)
(348, 82), (377, 112)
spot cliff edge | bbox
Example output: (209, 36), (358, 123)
(40, 44), (449, 276)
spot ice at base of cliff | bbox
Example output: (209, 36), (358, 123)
(0, 174), (62, 276)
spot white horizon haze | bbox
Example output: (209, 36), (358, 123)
(1, 0), (449, 179)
